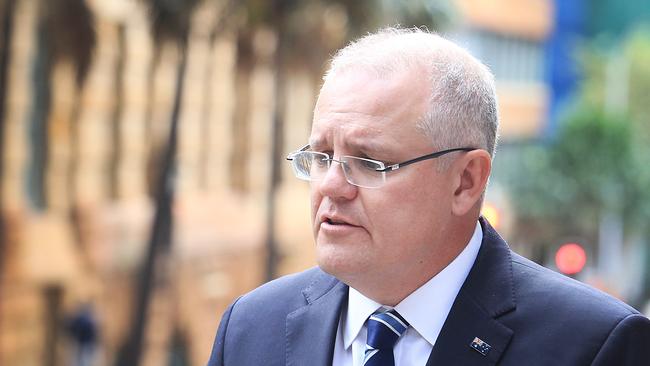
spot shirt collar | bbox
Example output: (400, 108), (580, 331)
(342, 221), (483, 349)
(343, 288), (382, 349)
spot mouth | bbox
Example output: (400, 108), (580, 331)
(321, 215), (359, 227)
(317, 213), (365, 237)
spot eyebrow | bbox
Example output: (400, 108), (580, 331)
(308, 137), (385, 157)
(350, 141), (384, 156)
(308, 137), (326, 149)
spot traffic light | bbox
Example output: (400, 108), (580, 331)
(555, 243), (587, 275)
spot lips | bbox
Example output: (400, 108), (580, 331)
(320, 214), (359, 227)
(317, 212), (365, 237)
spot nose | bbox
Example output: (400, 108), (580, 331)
(316, 159), (358, 200)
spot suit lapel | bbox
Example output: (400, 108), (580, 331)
(284, 219), (515, 365)
(286, 272), (348, 366)
(426, 218), (516, 365)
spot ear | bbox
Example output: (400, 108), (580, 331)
(451, 150), (492, 216)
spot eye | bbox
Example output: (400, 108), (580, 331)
(355, 150), (385, 166)
(360, 159), (375, 169)
(312, 152), (330, 168)
(356, 158), (383, 172)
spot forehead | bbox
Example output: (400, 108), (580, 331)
(310, 71), (430, 151)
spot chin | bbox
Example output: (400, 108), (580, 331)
(315, 241), (369, 284)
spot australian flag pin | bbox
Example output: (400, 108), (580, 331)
(470, 337), (492, 356)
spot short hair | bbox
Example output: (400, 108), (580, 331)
(323, 27), (499, 157)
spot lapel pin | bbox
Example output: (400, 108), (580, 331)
(469, 337), (492, 356)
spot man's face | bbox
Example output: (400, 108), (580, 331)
(309, 70), (459, 296)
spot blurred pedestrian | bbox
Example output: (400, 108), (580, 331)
(66, 303), (98, 366)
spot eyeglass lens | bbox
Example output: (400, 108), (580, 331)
(292, 152), (385, 188)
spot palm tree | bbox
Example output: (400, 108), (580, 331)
(26, 0), (95, 212)
(116, 0), (204, 364)
(27, 2), (96, 365)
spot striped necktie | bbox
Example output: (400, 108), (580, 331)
(364, 309), (409, 366)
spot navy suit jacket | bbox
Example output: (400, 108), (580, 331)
(207, 219), (650, 365)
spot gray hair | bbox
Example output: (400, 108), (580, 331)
(324, 27), (499, 157)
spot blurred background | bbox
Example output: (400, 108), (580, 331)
(0, 0), (649, 365)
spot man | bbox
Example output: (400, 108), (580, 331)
(208, 28), (650, 365)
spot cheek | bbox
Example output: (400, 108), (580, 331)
(369, 176), (448, 243)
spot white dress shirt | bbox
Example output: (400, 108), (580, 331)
(331, 222), (483, 366)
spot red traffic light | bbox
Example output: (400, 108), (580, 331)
(555, 243), (587, 275)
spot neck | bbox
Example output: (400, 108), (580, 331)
(353, 220), (478, 306)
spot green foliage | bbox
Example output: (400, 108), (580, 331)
(506, 28), (650, 241)
(577, 27), (650, 145)
(552, 109), (632, 213)
(625, 27), (650, 142)
(505, 107), (647, 239)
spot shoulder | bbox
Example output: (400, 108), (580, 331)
(512, 253), (638, 316)
(507, 250), (644, 348)
(228, 266), (339, 317)
(208, 267), (345, 365)
(209, 267), (341, 361)
(505, 252), (650, 364)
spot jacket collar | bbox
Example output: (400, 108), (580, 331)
(426, 217), (516, 365)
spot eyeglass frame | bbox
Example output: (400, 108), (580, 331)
(285, 144), (477, 188)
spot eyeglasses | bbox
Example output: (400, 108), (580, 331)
(286, 144), (476, 189)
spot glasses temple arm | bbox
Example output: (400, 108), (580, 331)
(286, 144), (311, 160)
(375, 147), (476, 172)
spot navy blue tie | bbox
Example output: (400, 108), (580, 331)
(364, 310), (410, 366)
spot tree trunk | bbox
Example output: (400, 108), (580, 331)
(43, 285), (63, 366)
(0, 0), (17, 354)
(28, 3), (52, 210)
(229, 29), (254, 193)
(119, 40), (187, 366)
(108, 23), (126, 200)
(144, 47), (162, 198)
(265, 3), (290, 282)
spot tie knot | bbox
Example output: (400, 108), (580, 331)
(366, 310), (410, 350)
